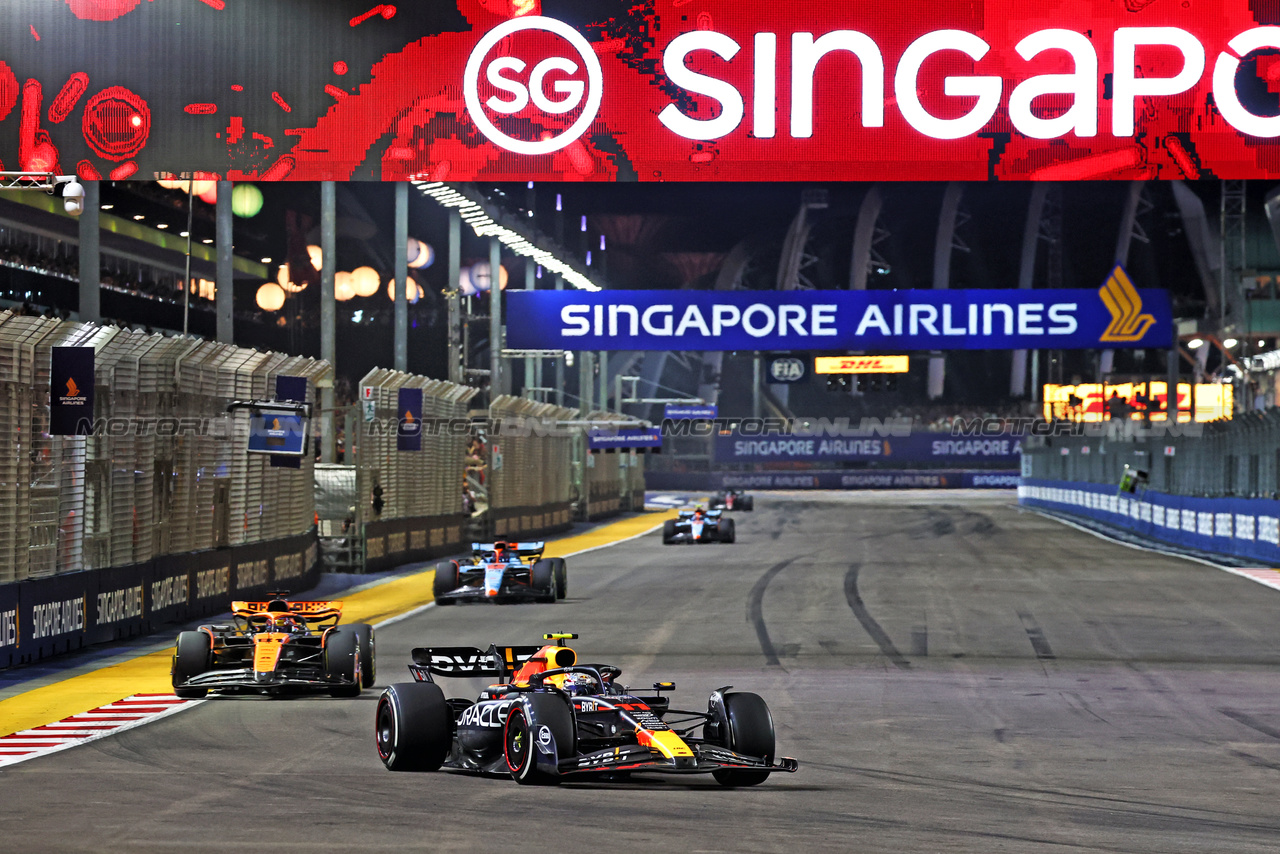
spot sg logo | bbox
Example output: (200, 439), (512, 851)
(463, 16), (603, 155)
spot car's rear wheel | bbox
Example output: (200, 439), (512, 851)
(504, 694), (573, 785)
(324, 627), (362, 697)
(172, 631), (211, 699)
(720, 518), (736, 544)
(741, 496), (754, 511)
(433, 560), (460, 605)
(531, 559), (557, 603)
(662, 519), (677, 544)
(349, 623), (376, 687)
(551, 558), (568, 599)
(376, 682), (452, 772)
(712, 692), (774, 787)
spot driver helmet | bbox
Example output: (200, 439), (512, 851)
(693, 505), (705, 518)
(492, 541), (510, 561)
(268, 613), (300, 633)
(559, 672), (595, 697)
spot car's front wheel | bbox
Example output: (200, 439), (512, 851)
(505, 694), (574, 785)
(712, 692), (775, 787)
(172, 631), (210, 699)
(324, 627), (362, 697)
(376, 682), (452, 772)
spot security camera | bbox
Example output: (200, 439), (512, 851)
(63, 180), (85, 216)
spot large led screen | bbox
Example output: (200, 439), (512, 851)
(5, 1), (1280, 180)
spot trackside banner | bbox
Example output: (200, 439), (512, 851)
(507, 276), (1172, 352)
(8, 1), (1280, 180)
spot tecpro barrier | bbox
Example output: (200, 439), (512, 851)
(645, 470), (1020, 491)
(1018, 479), (1280, 566)
(0, 530), (319, 670)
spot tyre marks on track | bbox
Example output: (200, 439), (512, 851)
(748, 557), (798, 666)
(844, 564), (911, 670)
(1017, 611), (1056, 660)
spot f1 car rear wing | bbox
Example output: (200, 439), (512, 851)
(470, 542), (546, 560)
(677, 510), (721, 518)
(410, 644), (542, 682)
(231, 600), (343, 623)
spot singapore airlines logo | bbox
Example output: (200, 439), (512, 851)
(1098, 265), (1155, 343)
(271, 418), (281, 431)
(66, 377), (80, 397)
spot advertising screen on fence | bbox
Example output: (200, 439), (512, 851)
(11, 1), (1280, 181)
(714, 432), (1022, 464)
(507, 276), (1172, 352)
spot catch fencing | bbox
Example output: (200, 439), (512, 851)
(487, 395), (577, 538)
(1019, 412), (1280, 564)
(0, 311), (329, 666)
(349, 369), (478, 571)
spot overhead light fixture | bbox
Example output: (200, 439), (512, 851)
(1187, 338), (1204, 349)
(202, 238), (213, 244)
(156, 223), (168, 229)
(412, 180), (602, 291)
(179, 231), (189, 237)
(100, 204), (113, 210)
(261, 257), (272, 263)
(133, 214), (145, 221)
(1223, 337), (1239, 349)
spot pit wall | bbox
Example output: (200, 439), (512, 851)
(1018, 478), (1280, 565)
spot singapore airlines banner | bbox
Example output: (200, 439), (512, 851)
(506, 271), (1173, 352)
(6, 1), (1280, 181)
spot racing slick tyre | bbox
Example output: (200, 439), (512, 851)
(376, 682), (452, 772)
(172, 631), (211, 699)
(504, 694), (574, 785)
(324, 627), (363, 697)
(551, 558), (568, 599)
(350, 623), (376, 688)
(531, 559), (558, 604)
(720, 518), (736, 544)
(740, 496), (754, 511)
(662, 519), (677, 544)
(433, 560), (460, 605)
(712, 692), (775, 787)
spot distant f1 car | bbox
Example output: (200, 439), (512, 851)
(663, 509), (735, 544)
(433, 542), (566, 605)
(171, 597), (374, 698)
(374, 632), (797, 786)
(709, 490), (754, 511)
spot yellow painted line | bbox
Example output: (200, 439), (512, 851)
(0, 510), (675, 738)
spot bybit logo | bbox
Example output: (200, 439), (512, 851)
(1098, 265), (1155, 343)
(463, 16), (603, 155)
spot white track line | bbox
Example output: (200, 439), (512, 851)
(0, 517), (670, 770)
(1028, 507), (1280, 593)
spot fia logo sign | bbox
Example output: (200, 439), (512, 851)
(768, 357), (807, 384)
(463, 17), (603, 155)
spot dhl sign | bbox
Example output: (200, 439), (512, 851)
(815, 356), (910, 374)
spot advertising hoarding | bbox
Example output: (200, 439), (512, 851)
(7, 1), (1280, 181)
(507, 277), (1173, 352)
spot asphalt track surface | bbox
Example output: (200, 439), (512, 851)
(7, 491), (1280, 852)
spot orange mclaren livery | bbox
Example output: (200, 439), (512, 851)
(170, 596), (375, 698)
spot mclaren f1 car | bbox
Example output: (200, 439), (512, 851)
(170, 596), (375, 698)
(709, 489), (754, 511)
(374, 632), (797, 786)
(662, 508), (735, 544)
(433, 542), (566, 605)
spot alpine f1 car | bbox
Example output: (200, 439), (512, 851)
(170, 596), (375, 698)
(709, 489), (754, 511)
(433, 542), (566, 605)
(375, 633), (797, 786)
(662, 509), (735, 544)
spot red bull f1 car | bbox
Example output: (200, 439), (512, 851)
(375, 633), (797, 785)
(662, 509), (735, 544)
(709, 489), (754, 511)
(433, 542), (567, 605)
(170, 597), (375, 698)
